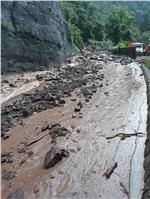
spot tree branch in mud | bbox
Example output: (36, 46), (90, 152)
(106, 132), (143, 140)
(26, 132), (50, 147)
(120, 182), (129, 197)
(103, 162), (118, 179)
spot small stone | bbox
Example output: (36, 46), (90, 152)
(59, 98), (65, 104)
(69, 148), (76, 153)
(73, 163), (78, 168)
(84, 191), (88, 195)
(36, 74), (44, 81)
(72, 114), (76, 118)
(1, 159), (6, 164)
(7, 189), (24, 199)
(92, 88), (97, 93)
(3, 133), (10, 139)
(28, 151), (33, 157)
(72, 139), (78, 143)
(70, 98), (76, 101)
(49, 174), (55, 179)
(85, 98), (89, 102)
(92, 168), (96, 173)
(9, 83), (16, 88)
(77, 101), (83, 108)
(87, 95), (92, 99)
(59, 170), (64, 174)
(34, 187), (39, 194)
(78, 115), (83, 119)
(77, 146), (81, 151)
(72, 192), (77, 196)
(41, 121), (49, 132)
(104, 92), (109, 96)
(2, 79), (9, 83)
(76, 128), (80, 133)
(1, 151), (8, 157)
(6, 158), (13, 163)
(19, 159), (26, 165)
(71, 124), (75, 129)
(3, 171), (16, 180)
(74, 106), (81, 112)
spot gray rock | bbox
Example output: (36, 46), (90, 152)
(7, 189), (24, 199)
(81, 87), (92, 97)
(69, 148), (76, 153)
(74, 106), (81, 112)
(77, 146), (81, 151)
(1, 2), (74, 73)
(59, 170), (64, 174)
(36, 74), (44, 81)
(3, 171), (16, 180)
(41, 121), (49, 132)
(43, 147), (69, 169)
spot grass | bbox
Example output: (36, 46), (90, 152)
(144, 57), (150, 70)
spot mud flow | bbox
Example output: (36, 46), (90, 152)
(1, 46), (147, 199)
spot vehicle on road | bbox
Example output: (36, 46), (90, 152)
(131, 42), (144, 56)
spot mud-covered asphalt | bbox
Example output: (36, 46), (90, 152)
(1, 46), (147, 199)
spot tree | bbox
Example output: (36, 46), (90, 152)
(141, 11), (150, 32)
(140, 31), (150, 44)
(106, 6), (134, 43)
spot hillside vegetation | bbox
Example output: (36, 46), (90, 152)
(61, 1), (150, 51)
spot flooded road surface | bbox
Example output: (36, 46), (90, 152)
(1, 81), (39, 104)
(1, 58), (147, 198)
(49, 62), (147, 199)
(1, 70), (58, 104)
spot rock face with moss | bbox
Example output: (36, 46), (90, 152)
(1, 1), (73, 73)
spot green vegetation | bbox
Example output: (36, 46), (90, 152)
(88, 39), (113, 48)
(112, 41), (128, 54)
(106, 6), (135, 44)
(61, 1), (150, 51)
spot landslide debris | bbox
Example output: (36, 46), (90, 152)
(1, 46), (133, 136)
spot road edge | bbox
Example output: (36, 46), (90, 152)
(140, 65), (150, 198)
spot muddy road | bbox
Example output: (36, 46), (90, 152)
(1, 46), (147, 199)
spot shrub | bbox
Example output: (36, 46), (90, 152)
(68, 23), (84, 50)
(88, 39), (113, 47)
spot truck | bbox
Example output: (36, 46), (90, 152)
(129, 42), (144, 56)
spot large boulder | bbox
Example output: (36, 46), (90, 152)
(1, 2), (74, 73)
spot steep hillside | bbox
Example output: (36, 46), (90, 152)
(1, 1), (73, 73)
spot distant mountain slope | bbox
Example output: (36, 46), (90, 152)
(90, 1), (150, 32)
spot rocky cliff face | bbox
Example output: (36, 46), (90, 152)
(1, 1), (73, 73)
